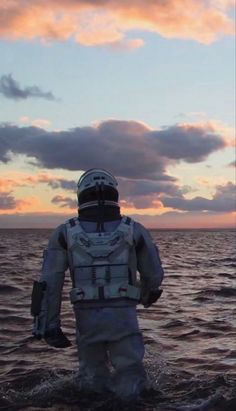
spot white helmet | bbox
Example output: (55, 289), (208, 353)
(77, 169), (118, 210)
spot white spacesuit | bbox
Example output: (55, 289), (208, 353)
(31, 169), (164, 401)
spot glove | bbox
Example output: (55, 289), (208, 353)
(141, 288), (163, 308)
(44, 328), (72, 348)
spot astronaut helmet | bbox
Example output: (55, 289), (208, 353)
(77, 169), (119, 210)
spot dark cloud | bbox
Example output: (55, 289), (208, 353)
(0, 192), (19, 209)
(122, 195), (163, 209)
(117, 177), (183, 208)
(0, 119), (229, 209)
(162, 182), (236, 212)
(51, 195), (77, 209)
(0, 120), (226, 178)
(118, 175), (177, 193)
(47, 179), (77, 191)
(149, 125), (225, 163)
(0, 74), (57, 101)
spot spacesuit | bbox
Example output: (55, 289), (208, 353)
(31, 169), (164, 401)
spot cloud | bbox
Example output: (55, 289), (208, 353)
(0, 1), (234, 47)
(162, 182), (236, 212)
(122, 195), (164, 210)
(51, 195), (77, 209)
(0, 120), (227, 174)
(0, 190), (41, 211)
(0, 74), (57, 101)
(19, 116), (52, 129)
(0, 172), (77, 195)
(0, 119), (233, 213)
(47, 179), (77, 191)
(117, 176), (183, 208)
(1, 170), (234, 214)
(23, 174), (77, 191)
(118, 176), (178, 195)
(0, 192), (20, 210)
(0, 177), (21, 192)
(107, 38), (145, 51)
(32, 119), (52, 128)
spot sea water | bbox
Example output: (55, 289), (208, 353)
(0, 228), (235, 410)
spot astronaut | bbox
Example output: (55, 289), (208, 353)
(31, 169), (164, 401)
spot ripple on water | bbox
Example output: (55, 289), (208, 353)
(0, 229), (235, 410)
(0, 284), (23, 294)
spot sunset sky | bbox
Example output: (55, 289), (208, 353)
(0, 0), (235, 228)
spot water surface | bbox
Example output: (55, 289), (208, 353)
(0, 228), (235, 410)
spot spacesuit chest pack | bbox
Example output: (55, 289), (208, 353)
(66, 217), (140, 303)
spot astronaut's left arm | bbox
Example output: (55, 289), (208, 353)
(134, 222), (164, 307)
(31, 224), (71, 346)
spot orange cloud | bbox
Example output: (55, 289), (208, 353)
(0, 1), (234, 46)
(0, 171), (77, 214)
(19, 116), (51, 128)
(0, 178), (21, 192)
(16, 196), (42, 211)
(0, 171), (68, 189)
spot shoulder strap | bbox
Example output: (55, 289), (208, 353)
(116, 216), (134, 245)
(125, 216), (131, 225)
(66, 217), (84, 236)
(69, 218), (76, 227)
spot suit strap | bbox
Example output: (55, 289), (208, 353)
(125, 216), (131, 225)
(69, 218), (76, 227)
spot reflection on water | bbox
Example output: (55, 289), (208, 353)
(0, 228), (235, 410)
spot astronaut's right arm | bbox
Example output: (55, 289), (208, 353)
(31, 224), (71, 347)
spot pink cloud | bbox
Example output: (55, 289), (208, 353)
(0, 1), (234, 46)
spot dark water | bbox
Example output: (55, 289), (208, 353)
(0, 228), (235, 411)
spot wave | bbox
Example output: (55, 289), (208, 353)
(0, 284), (23, 294)
(0, 229), (236, 410)
(0, 368), (236, 411)
(194, 287), (236, 301)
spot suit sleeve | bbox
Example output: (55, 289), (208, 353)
(38, 224), (69, 332)
(133, 222), (164, 290)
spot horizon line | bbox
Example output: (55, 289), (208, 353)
(0, 226), (235, 231)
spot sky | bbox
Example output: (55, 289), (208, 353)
(0, 0), (235, 229)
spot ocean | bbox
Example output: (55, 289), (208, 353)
(0, 228), (235, 411)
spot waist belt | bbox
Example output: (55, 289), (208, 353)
(70, 284), (141, 303)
